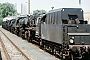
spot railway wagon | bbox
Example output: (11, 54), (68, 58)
(36, 8), (90, 59)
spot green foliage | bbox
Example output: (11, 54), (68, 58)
(33, 9), (46, 15)
(0, 2), (16, 25)
(0, 18), (3, 25)
(0, 2), (16, 18)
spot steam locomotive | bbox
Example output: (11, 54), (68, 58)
(2, 8), (90, 60)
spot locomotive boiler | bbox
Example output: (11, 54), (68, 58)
(15, 15), (37, 41)
(10, 15), (27, 35)
(2, 16), (16, 31)
(36, 8), (90, 59)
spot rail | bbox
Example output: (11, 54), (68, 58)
(0, 30), (30, 60)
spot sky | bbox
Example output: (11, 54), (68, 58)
(0, 0), (90, 13)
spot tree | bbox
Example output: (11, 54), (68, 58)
(0, 2), (16, 25)
(33, 9), (46, 15)
(0, 2), (16, 18)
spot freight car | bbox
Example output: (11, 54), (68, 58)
(36, 8), (90, 60)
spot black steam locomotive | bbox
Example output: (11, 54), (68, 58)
(2, 8), (90, 60)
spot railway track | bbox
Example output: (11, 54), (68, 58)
(0, 30), (30, 60)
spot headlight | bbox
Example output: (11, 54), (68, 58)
(72, 37), (74, 39)
(69, 39), (74, 43)
(36, 31), (39, 35)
